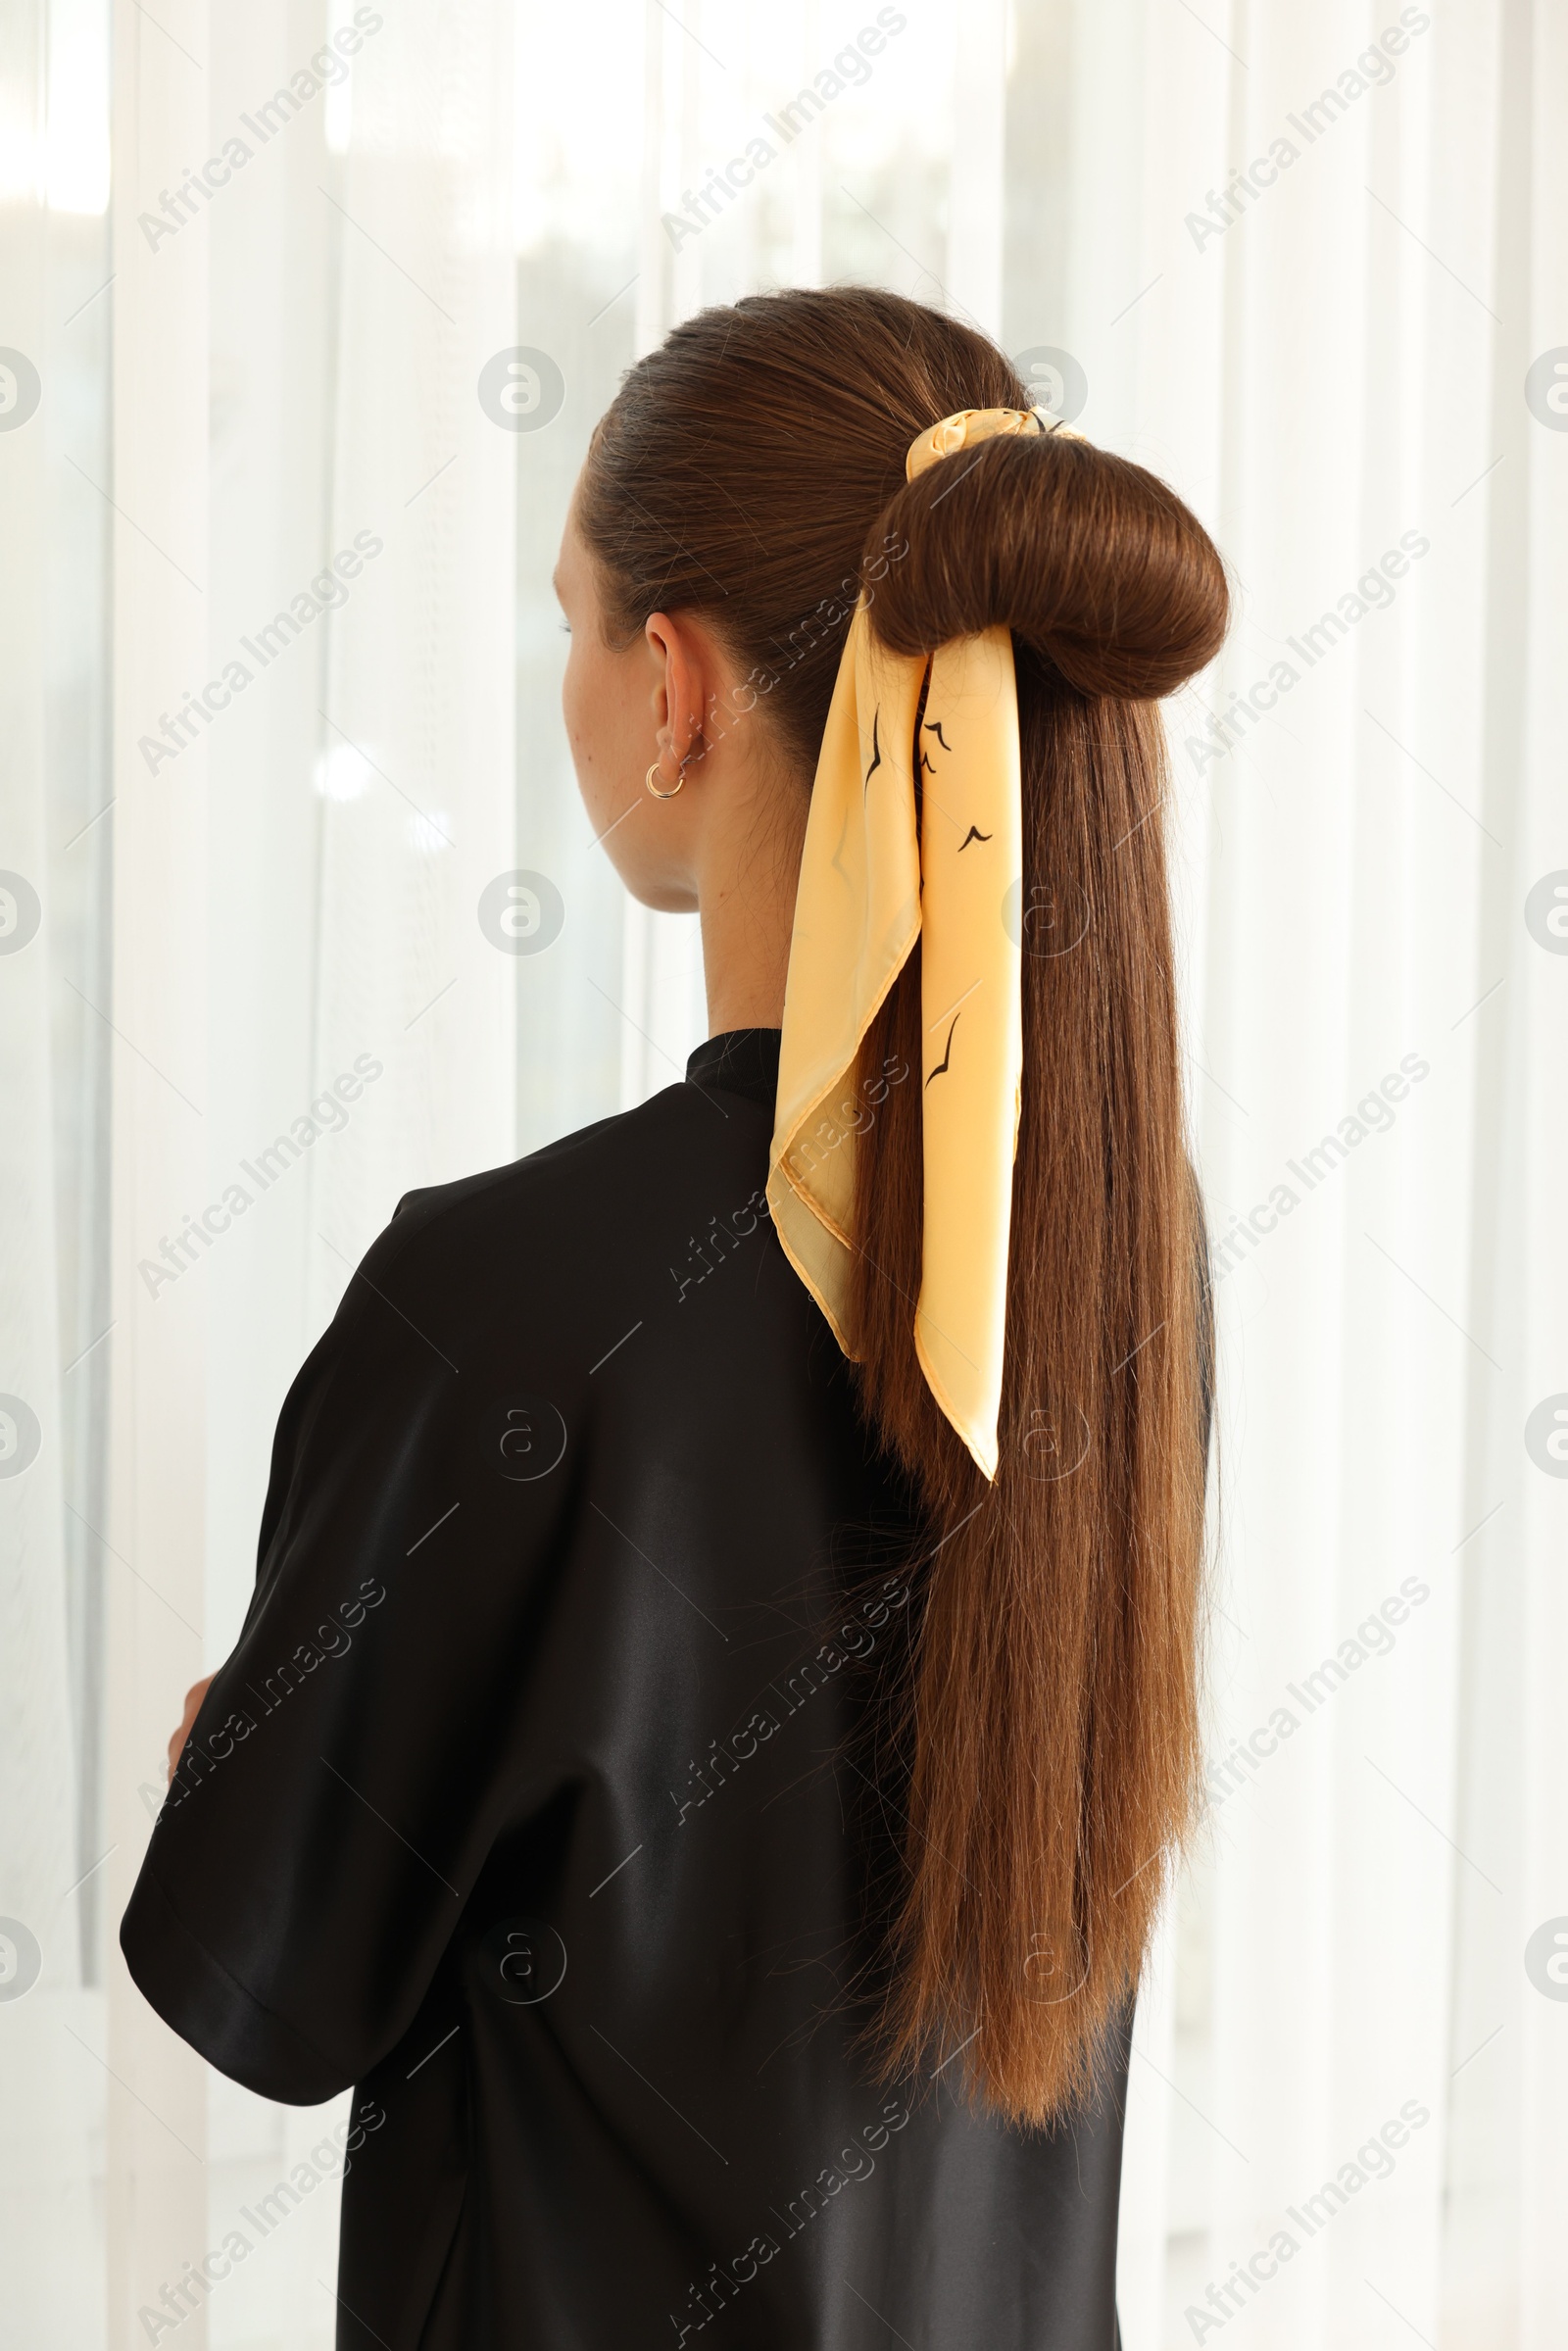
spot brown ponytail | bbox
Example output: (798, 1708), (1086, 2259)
(578, 287), (1229, 2125)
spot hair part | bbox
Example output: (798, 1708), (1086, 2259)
(577, 286), (1226, 2126)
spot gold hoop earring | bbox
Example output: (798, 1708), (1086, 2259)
(645, 758), (684, 800)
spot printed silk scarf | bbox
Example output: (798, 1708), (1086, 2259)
(766, 404), (1086, 1481)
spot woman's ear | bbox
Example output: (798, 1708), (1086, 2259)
(646, 610), (708, 766)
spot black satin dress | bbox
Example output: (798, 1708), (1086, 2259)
(122, 1029), (1131, 2350)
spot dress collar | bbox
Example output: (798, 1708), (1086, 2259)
(685, 1028), (782, 1110)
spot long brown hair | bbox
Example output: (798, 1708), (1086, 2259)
(577, 287), (1227, 2126)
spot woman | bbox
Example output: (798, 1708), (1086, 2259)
(125, 287), (1226, 2349)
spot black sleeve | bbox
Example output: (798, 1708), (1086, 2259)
(121, 1199), (574, 2103)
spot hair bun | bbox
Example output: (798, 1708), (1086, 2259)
(862, 433), (1228, 702)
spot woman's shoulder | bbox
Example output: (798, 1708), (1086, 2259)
(347, 1071), (775, 1335)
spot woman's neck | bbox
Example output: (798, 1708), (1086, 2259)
(694, 770), (808, 1036)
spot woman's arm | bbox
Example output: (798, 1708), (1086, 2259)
(122, 1185), (578, 2104)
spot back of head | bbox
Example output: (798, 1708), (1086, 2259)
(579, 288), (1227, 2127)
(578, 286), (1225, 740)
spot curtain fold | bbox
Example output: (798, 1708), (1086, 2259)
(0, 7), (98, 2340)
(102, 0), (213, 2338)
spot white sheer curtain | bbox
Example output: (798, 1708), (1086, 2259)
(3, 0), (1562, 2343)
(1090, 7), (1565, 2345)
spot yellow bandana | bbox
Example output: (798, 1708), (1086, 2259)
(766, 406), (1085, 1481)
